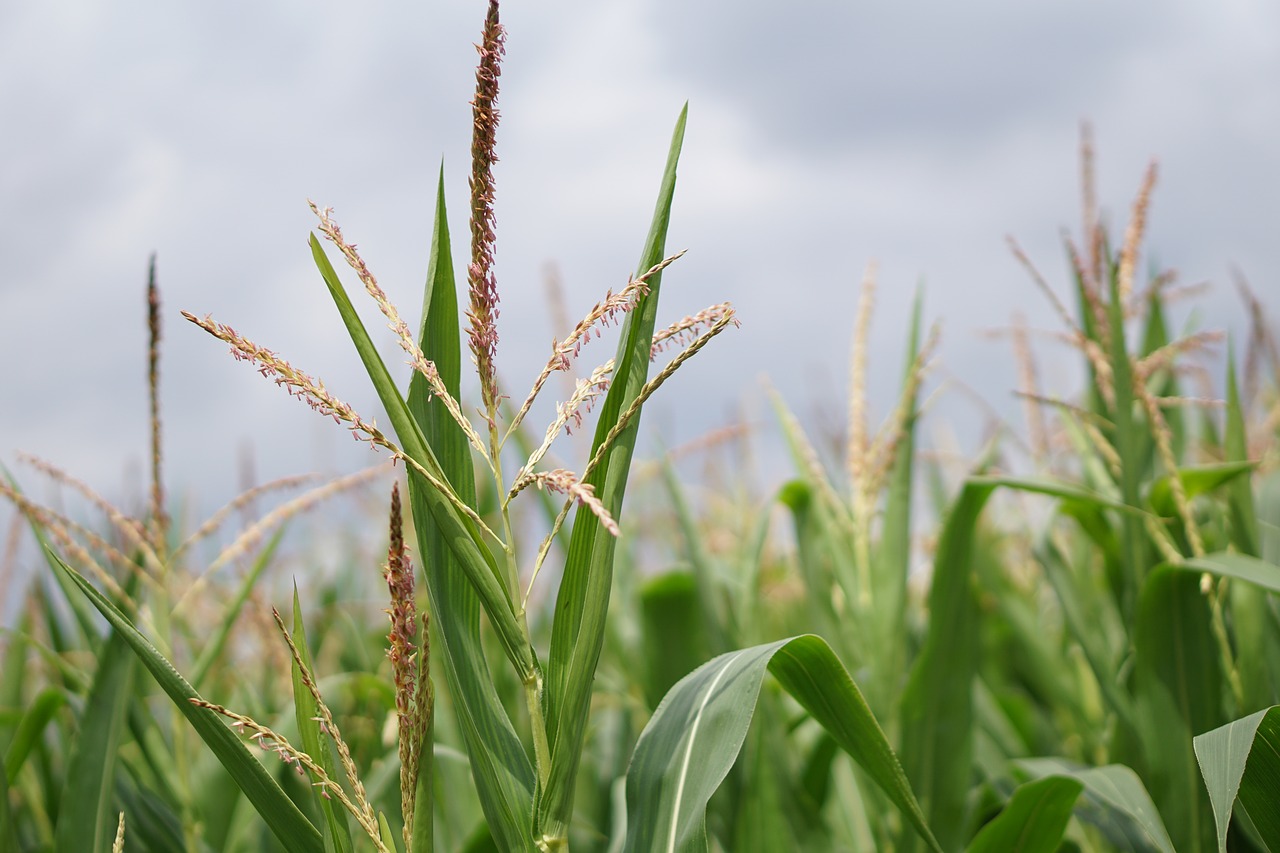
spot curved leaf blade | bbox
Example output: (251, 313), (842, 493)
(623, 635), (940, 853)
(1019, 758), (1175, 853)
(54, 619), (135, 853)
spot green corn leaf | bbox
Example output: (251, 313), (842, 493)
(899, 478), (998, 852)
(53, 587), (136, 853)
(405, 165), (531, 851)
(965, 775), (1083, 853)
(540, 104), (688, 845)
(1130, 552), (1280, 852)
(1223, 346), (1260, 557)
(3, 468), (99, 644)
(1, 613), (31, 718)
(1104, 263), (1150, 620)
(309, 234), (533, 681)
(1147, 461), (1257, 517)
(1019, 758), (1175, 852)
(290, 586), (354, 853)
(1133, 571), (1221, 853)
(1194, 706), (1280, 853)
(872, 286), (924, 709)
(379, 811), (399, 852)
(622, 634), (940, 853)
(0, 757), (15, 853)
(54, 551), (324, 853)
(4, 687), (67, 782)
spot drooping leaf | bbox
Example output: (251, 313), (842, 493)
(1147, 462), (1257, 518)
(623, 634), (940, 853)
(1019, 758), (1175, 853)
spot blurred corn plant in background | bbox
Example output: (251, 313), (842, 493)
(3, 3), (1280, 851)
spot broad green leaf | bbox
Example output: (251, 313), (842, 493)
(899, 478), (997, 851)
(966, 775), (1082, 853)
(1019, 758), (1175, 853)
(54, 593), (135, 853)
(405, 166), (531, 851)
(55, 552), (324, 853)
(541, 104), (688, 844)
(1195, 705), (1280, 851)
(291, 587), (354, 853)
(623, 634), (940, 853)
(731, 691), (796, 852)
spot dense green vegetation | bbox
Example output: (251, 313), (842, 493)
(2, 3), (1278, 850)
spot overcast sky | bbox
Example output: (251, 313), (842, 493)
(3, 1), (1278, 591)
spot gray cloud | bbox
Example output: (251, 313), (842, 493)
(3, 0), (1277, 582)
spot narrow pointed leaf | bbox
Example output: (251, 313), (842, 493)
(291, 588), (354, 853)
(309, 234), (533, 679)
(4, 688), (67, 782)
(0, 758), (14, 853)
(54, 619), (135, 853)
(541, 105), (688, 842)
(54, 552), (324, 853)
(406, 167), (532, 849)
(1223, 347), (1260, 556)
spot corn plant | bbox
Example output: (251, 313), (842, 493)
(1, 3), (947, 852)
(6, 6), (1279, 852)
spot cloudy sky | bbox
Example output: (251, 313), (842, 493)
(2, 0), (1278, 578)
